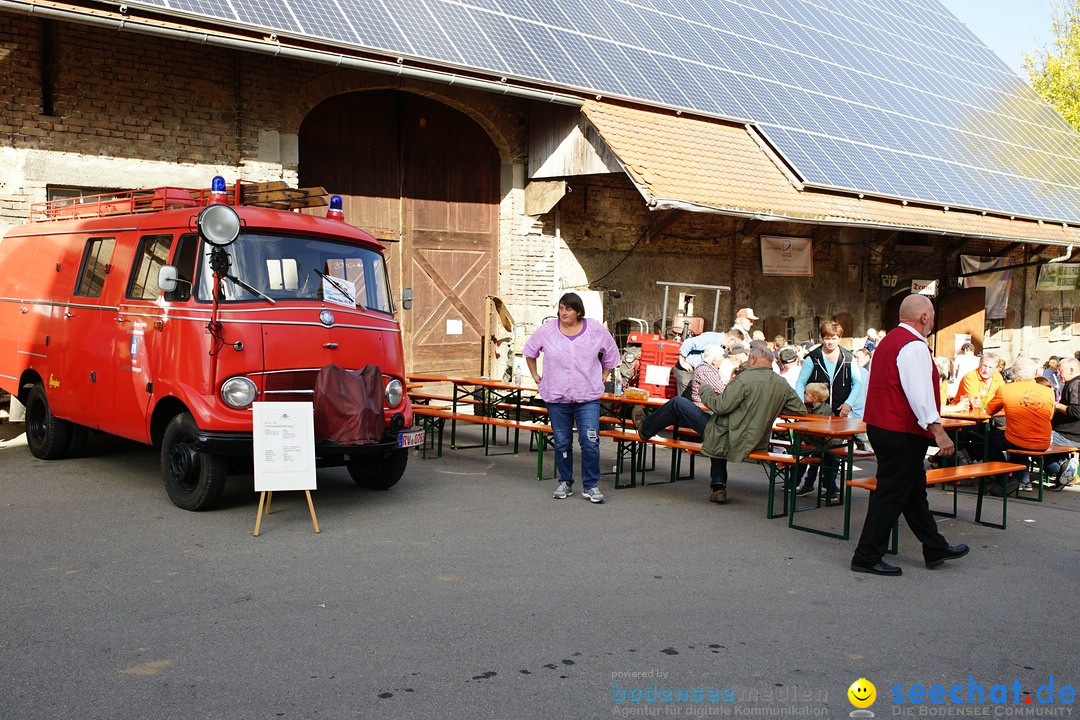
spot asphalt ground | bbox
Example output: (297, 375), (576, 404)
(2, 421), (1079, 720)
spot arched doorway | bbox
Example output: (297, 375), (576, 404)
(299, 90), (500, 375)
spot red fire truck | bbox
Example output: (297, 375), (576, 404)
(0, 177), (421, 510)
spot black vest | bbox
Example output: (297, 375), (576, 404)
(805, 346), (855, 413)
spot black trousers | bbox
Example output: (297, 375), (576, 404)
(852, 424), (949, 566)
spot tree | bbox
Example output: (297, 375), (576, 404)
(1024, 0), (1080, 131)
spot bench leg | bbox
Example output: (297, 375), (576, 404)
(1007, 453), (1045, 503)
(974, 477), (1007, 530)
(534, 431), (552, 482)
(929, 482), (959, 519)
(758, 461), (791, 520)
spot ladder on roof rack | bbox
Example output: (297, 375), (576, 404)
(30, 180), (330, 221)
(238, 181), (329, 210)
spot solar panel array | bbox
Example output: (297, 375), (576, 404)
(128, 0), (1080, 223)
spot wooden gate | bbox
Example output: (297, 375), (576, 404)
(299, 91), (499, 375)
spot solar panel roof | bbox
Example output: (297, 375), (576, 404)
(122, 0), (1080, 224)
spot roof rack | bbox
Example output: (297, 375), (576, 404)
(30, 180), (329, 222)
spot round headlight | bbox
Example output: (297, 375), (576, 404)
(221, 376), (257, 408)
(385, 378), (403, 408)
(197, 204), (240, 247)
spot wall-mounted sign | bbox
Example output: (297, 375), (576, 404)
(911, 279), (938, 296)
(760, 236), (813, 276)
(1036, 263), (1079, 291)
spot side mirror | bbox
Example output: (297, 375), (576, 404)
(158, 265), (179, 293)
(402, 287), (413, 310)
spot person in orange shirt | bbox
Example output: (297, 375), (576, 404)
(950, 352), (1004, 410)
(985, 357), (1063, 492)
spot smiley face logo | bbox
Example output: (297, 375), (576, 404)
(848, 678), (877, 709)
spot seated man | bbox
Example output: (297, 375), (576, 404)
(1051, 357), (1080, 487)
(687, 344), (726, 402)
(950, 352), (1004, 409)
(633, 346), (806, 504)
(985, 357), (1068, 492)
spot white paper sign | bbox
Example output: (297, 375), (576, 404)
(322, 276), (356, 308)
(446, 318), (464, 335)
(253, 402), (317, 491)
(644, 364), (672, 386)
(911, 279), (938, 296)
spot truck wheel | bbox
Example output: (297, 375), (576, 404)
(25, 384), (72, 460)
(160, 412), (227, 511)
(347, 449), (408, 490)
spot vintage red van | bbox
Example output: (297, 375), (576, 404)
(0, 177), (421, 510)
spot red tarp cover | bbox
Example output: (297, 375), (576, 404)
(313, 364), (386, 445)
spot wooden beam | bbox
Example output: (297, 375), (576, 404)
(645, 209), (685, 240)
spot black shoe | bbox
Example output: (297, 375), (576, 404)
(925, 544), (969, 569)
(795, 483), (816, 496)
(851, 560), (902, 576)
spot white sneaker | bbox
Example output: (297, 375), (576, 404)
(582, 486), (605, 503)
(553, 481), (573, 499)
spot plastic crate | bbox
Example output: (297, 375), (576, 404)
(638, 339), (681, 368)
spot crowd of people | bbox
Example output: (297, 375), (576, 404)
(524, 293), (1079, 577)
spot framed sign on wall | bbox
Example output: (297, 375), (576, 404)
(760, 236), (813, 276)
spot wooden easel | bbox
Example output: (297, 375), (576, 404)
(253, 490), (320, 536)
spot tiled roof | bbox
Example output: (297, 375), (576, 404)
(582, 100), (1080, 247)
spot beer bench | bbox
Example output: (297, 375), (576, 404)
(599, 429), (693, 489)
(844, 461), (1027, 545)
(410, 404), (552, 464)
(1004, 444), (1078, 502)
(746, 451), (822, 520)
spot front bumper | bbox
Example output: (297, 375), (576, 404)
(196, 428), (423, 459)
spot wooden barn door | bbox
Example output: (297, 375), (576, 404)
(401, 94), (499, 375)
(299, 91), (499, 375)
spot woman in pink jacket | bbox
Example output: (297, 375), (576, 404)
(524, 292), (619, 503)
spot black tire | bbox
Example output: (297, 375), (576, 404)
(160, 412), (227, 511)
(25, 384), (72, 460)
(347, 448), (408, 490)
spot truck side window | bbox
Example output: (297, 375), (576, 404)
(166, 233), (199, 301)
(126, 234), (173, 299)
(74, 237), (115, 297)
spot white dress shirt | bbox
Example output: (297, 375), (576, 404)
(894, 323), (942, 430)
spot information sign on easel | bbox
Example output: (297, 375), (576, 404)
(252, 402), (320, 536)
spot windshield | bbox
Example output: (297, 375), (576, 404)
(194, 232), (392, 313)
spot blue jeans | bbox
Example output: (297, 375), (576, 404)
(637, 396), (728, 488)
(548, 400), (602, 490)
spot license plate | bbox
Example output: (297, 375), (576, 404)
(398, 429), (425, 448)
